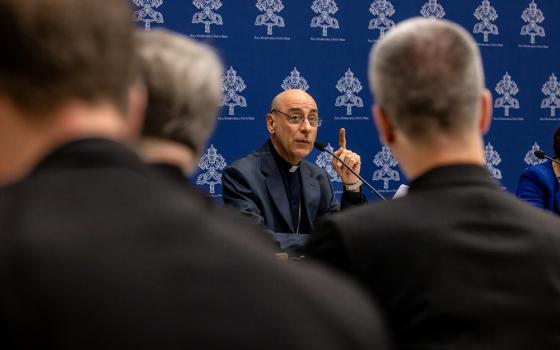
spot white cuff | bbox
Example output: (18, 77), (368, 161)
(343, 180), (363, 191)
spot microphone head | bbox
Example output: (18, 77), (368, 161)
(534, 150), (546, 159)
(314, 141), (326, 151)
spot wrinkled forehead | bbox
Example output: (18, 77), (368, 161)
(276, 90), (318, 114)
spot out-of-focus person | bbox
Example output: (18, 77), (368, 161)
(306, 18), (560, 350)
(0, 3), (389, 348)
(135, 28), (221, 182)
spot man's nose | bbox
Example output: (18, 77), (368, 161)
(300, 118), (312, 133)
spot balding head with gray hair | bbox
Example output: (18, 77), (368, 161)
(369, 18), (485, 142)
(136, 29), (223, 155)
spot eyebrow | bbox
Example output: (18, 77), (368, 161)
(287, 108), (319, 114)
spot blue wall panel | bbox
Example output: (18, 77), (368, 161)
(132, 0), (560, 201)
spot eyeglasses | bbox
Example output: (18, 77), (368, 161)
(271, 109), (322, 127)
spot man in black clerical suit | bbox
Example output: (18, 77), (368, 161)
(0, 1), (390, 349)
(306, 18), (560, 350)
(223, 89), (367, 246)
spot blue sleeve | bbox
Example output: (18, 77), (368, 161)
(516, 167), (546, 209)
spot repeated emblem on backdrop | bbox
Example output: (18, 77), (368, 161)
(494, 73), (520, 117)
(369, 0), (396, 40)
(255, 0), (285, 35)
(129, 1), (558, 195)
(196, 145), (227, 195)
(520, 0), (545, 44)
(420, 0), (446, 19)
(282, 68), (310, 91)
(372, 145), (400, 191)
(335, 69), (363, 116)
(131, 0), (553, 49)
(220, 67), (247, 116)
(132, 0), (164, 31)
(473, 0), (498, 43)
(541, 74), (560, 117)
(310, 0), (340, 37)
(484, 142), (502, 180)
(192, 0), (223, 33)
(315, 143), (342, 183)
(524, 142), (547, 165)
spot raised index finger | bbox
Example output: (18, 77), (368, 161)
(339, 128), (346, 149)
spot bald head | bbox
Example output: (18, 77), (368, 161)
(271, 89), (317, 112)
(369, 18), (485, 141)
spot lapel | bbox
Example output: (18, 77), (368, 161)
(300, 161), (320, 227)
(260, 143), (295, 232)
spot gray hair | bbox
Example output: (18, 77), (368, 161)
(369, 18), (484, 140)
(136, 29), (223, 154)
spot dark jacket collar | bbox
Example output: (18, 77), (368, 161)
(409, 164), (500, 194)
(150, 163), (187, 186)
(30, 138), (148, 177)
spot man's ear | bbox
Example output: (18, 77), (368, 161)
(124, 84), (147, 142)
(373, 104), (395, 145)
(266, 113), (275, 135)
(479, 89), (492, 135)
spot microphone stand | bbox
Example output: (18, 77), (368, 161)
(534, 150), (560, 166)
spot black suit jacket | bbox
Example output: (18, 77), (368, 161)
(223, 141), (366, 234)
(0, 139), (388, 350)
(306, 164), (560, 350)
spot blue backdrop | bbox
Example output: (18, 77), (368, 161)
(132, 0), (560, 202)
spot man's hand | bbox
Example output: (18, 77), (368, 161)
(332, 128), (361, 190)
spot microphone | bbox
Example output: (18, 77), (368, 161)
(314, 141), (386, 200)
(534, 150), (560, 165)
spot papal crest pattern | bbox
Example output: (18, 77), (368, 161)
(494, 72), (520, 116)
(153, 1), (559, 196)
(541, 73), (560, 117)
(310, 0), (340, 37)
(484, 142), (502, 180)
(369, 0), (396, 40)
(196, 144), (227, 194)
(220, 67), (247, 116)
(335, 69), (363, 115)
(192, 0), (223, 33)
(524, 142), (547, 165)
(281, 68), (310, 91)
(520, 0), (545, 44)
(420, 0), (445, 19)
(255, 0), (285, 35)
(132, 0), (164, 31)
(473, 0), (498, 42)
(372, 145), (400, 190)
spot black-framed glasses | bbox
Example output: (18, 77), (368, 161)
(271, 109), (322, 127)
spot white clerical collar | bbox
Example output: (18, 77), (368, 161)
(289, 165), (299, 173)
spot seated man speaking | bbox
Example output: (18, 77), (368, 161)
(223, 89), (366, 242)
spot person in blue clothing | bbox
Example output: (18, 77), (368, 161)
(516, 127), (560, 215)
